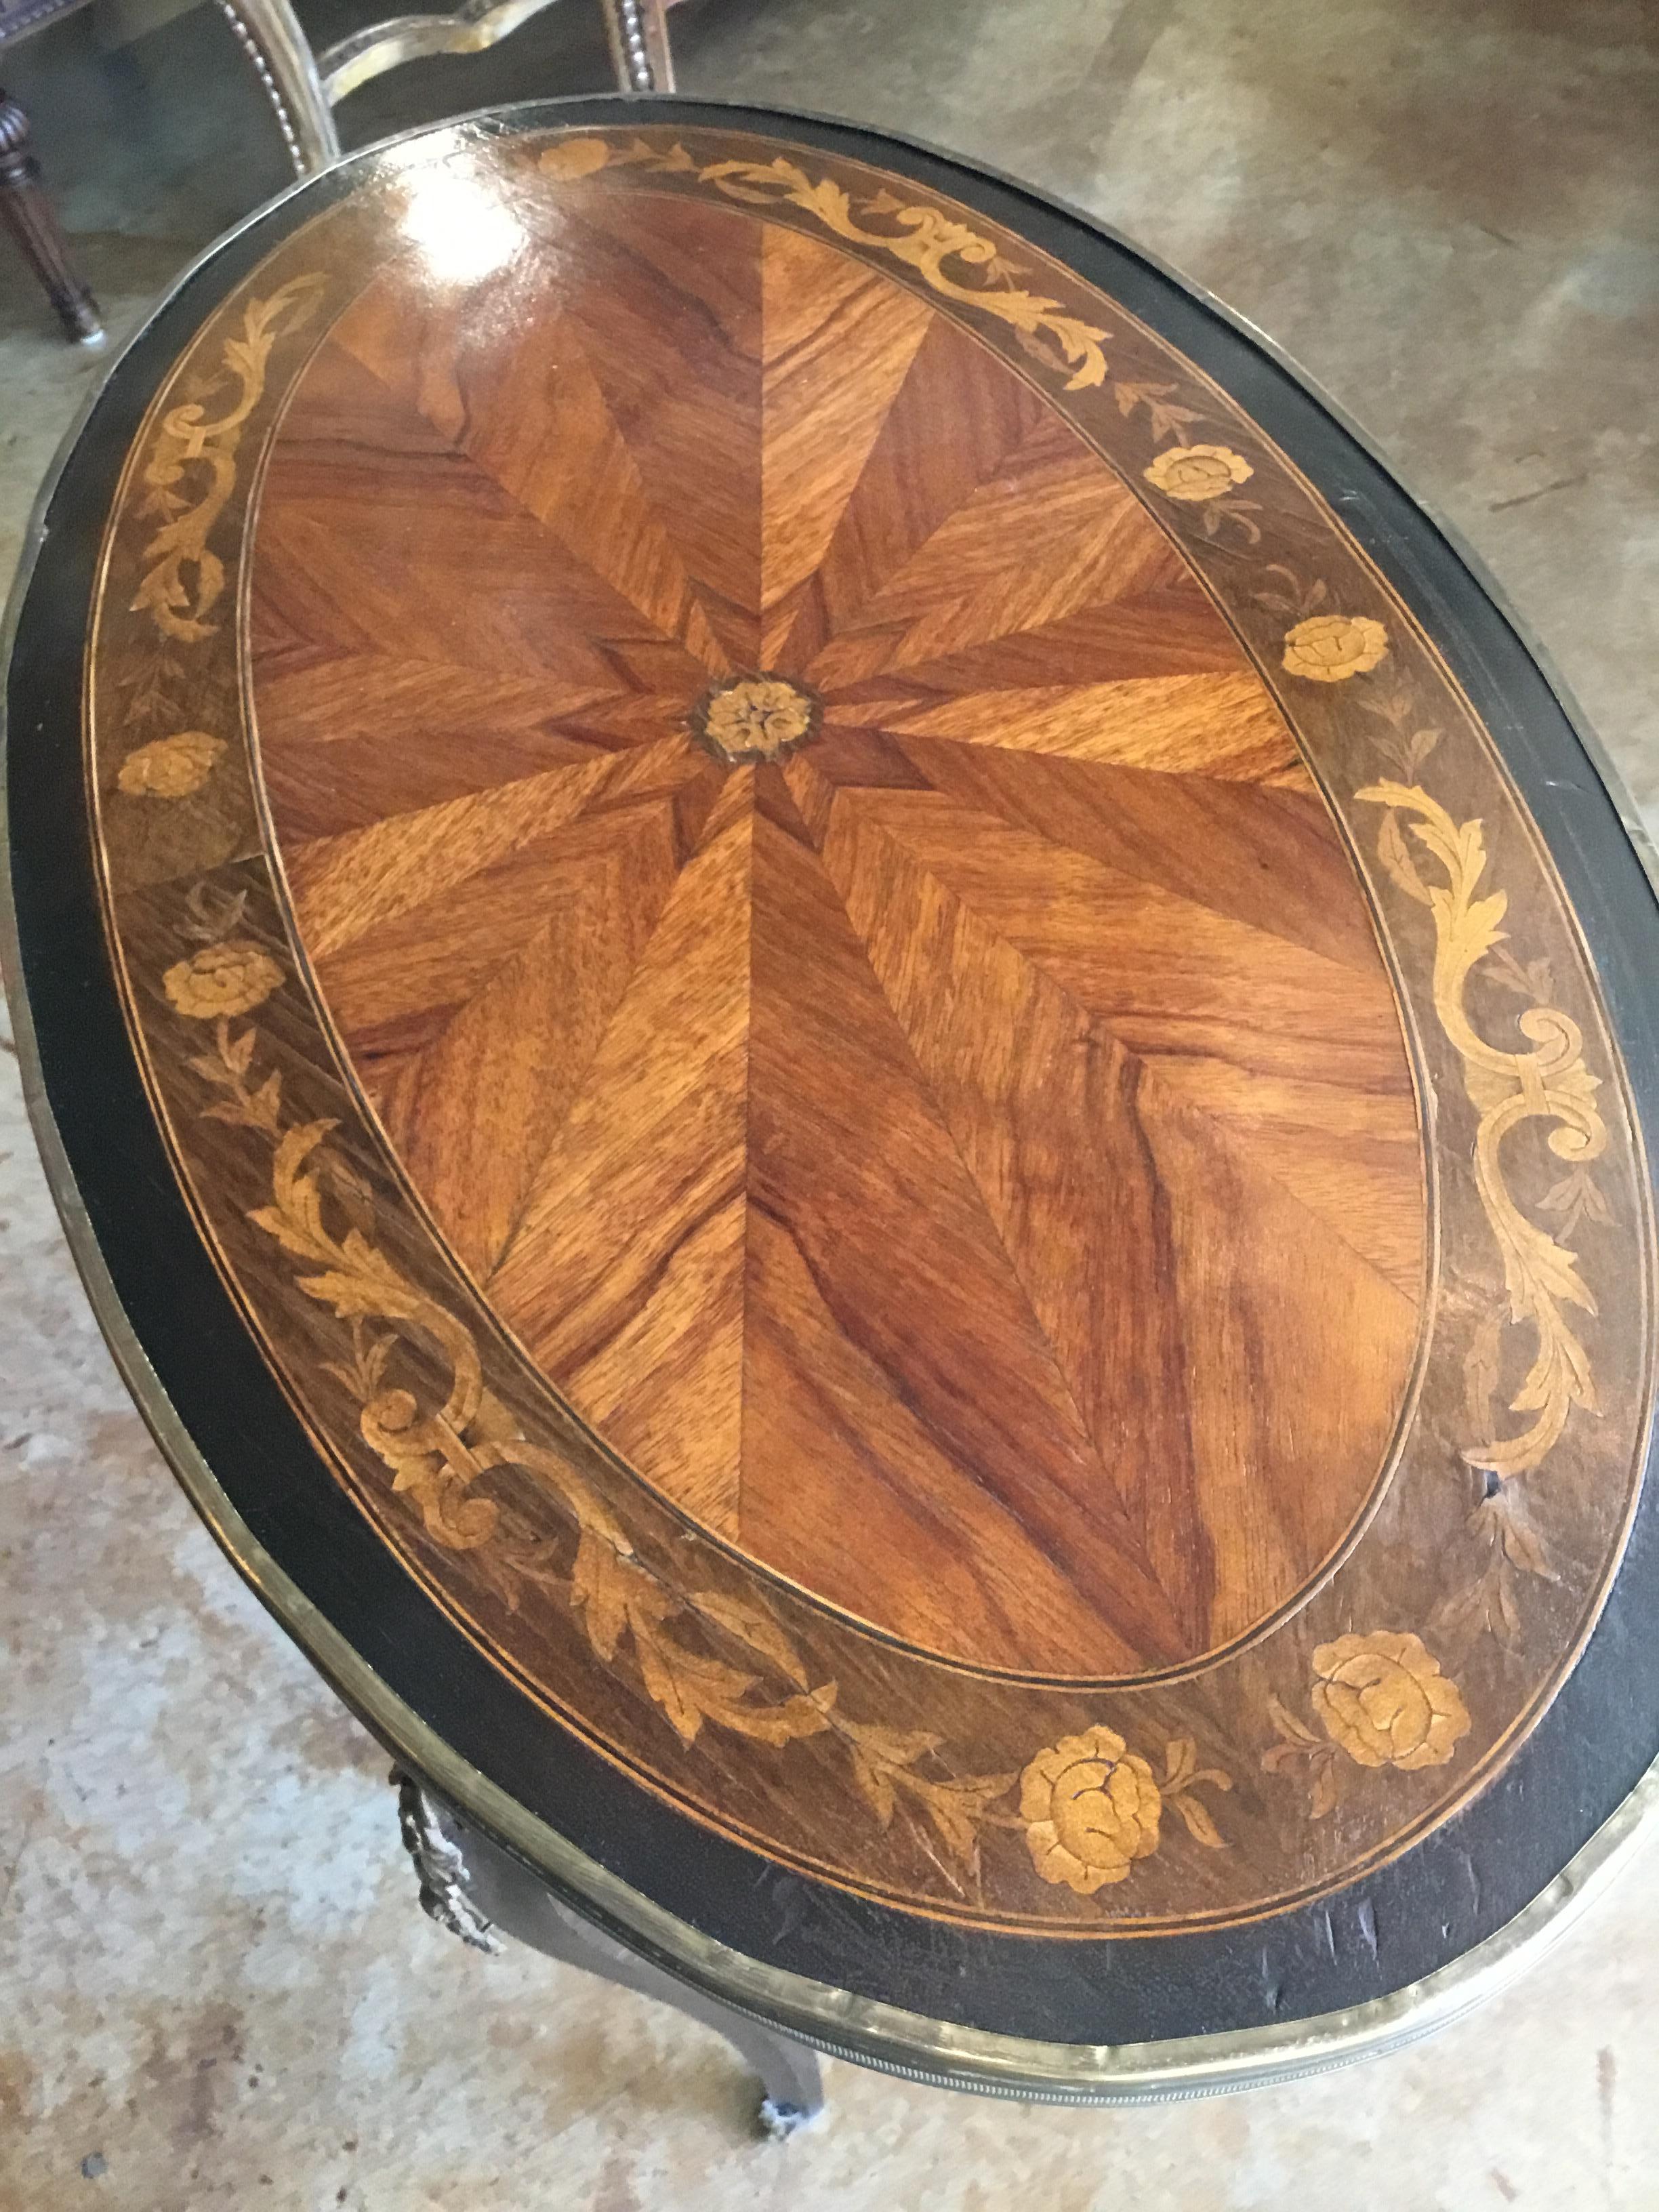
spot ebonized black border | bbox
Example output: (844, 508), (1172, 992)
(8, 95), (1659, 2051)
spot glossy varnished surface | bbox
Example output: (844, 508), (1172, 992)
(17, 110), (1654, 1994)
(247, 194), (1425, 1675)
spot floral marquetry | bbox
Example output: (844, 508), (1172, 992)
(117, 730), (226, 799)
(1309, 1633), (1471, 1772)
(1144, 444), (1254, 502)
(1021, 1728), (1164, 1894)
(1282, 611), (1390, 682)
(162, 941), (283, 1021)
(690, 675), (822, 765)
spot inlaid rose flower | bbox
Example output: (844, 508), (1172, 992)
(1020, 1724), (1162, 1893)
(1282, 612), (1389, 682)
(163, 941), (283, 1021)
(117, 730), (226, 799)
(1311, 1631), (1470, 1771)
(693, 674), (820, 766)
(539, 138), (612, 182)
(1144, 444), (1253, 503)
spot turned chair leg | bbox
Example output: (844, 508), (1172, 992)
(601, 0), (676, 92)
(0, 87), (102, 346)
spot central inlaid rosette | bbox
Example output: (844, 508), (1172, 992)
(690, 674), (822, 766)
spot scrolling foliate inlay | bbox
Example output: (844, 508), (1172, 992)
(1357, 782), (1607, 1489)
(129, 275), (327, 645)
(540, 135), (1113, 391)
(1240, 569), (1613, 1629)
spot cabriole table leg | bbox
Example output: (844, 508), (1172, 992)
(392, 1773), (826, 2137)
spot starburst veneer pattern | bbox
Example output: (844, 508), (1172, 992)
(251, 199), (1423, 1677)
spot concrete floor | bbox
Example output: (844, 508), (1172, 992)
(3, 1), (1659, 2205)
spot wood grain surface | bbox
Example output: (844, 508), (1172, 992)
(249, 202), (1425, 1676)
(70, 121), (1654, 1937)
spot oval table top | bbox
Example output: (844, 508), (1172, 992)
(6, 97), (1659, 2095)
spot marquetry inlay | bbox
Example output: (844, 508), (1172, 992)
(689, 674), (823, 766)
(74, 121), (1654, 1940)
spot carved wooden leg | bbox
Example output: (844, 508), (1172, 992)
(0, 87), (102, 346)
(393, 1773), (826, 2137)
(601, 0), (676, 92)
